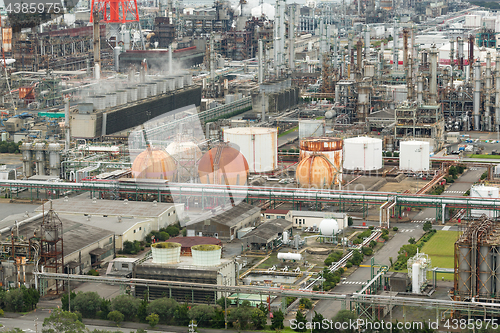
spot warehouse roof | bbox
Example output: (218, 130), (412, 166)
(186, 202), (260, 228)
(241, 219), (292, 243)
(36, 198), (177, 218)
(287, 211), (347, 219)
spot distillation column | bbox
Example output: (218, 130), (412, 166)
(429, 46), (438, 104)
(485, 52), (492, 131)
(393, 23), (398, 70)
(496, 53), (500, 131)
(474, 62), (482, 131)
(258, 39), (264, 84)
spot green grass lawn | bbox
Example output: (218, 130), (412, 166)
(278, 126), (298, 138)
(420, 230), (458, 281)
(470, 154), (500, 159)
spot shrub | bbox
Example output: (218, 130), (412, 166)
(72, 292), (101, 318)
(87, 269), (99, 276)
(393, 227), (398, 231)
(147, 297), (178, 324)
(107, 310), (124, 326)
(189, 305), (215, 328)
(299, 298), (313, 310)
(146, 313), (159, 328)
(110, 295), (141, 321)
(345, 262), (353, 268)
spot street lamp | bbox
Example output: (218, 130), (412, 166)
(218, 272), (227, 330)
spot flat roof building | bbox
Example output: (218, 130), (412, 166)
(241, 219), (293, 251)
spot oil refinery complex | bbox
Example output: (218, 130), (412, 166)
(3, 0), (500, 329)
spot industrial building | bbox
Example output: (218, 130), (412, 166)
(241, 219), (293, 251)
(286, 211), (348, 230)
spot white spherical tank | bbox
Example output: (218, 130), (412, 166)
(191, 244), (221, 266)
(343, 137), (383, 171)
(151, 242), (181, 264)
(319, 219), (339, 236)
(223, 127), (278, 173)
(399, 141), (430, 172)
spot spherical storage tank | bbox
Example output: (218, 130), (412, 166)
(319, 219), (339, 236)
(399, 141), (430, 172)
(223, 127), (277, 173)
(300, 137), (343, 183)
(343, 137), (383, 171)
(191, 244), (221, 266)
(152, 242), (181, 264)
(131, 148), (177, 180)
(198, 143), (249, 185)
(296, 154), (336, 188)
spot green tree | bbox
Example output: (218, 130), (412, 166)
(251, 308), (266, 329)
(4, 288), (25, 312)
(332, 310), (357, 333)
(61, 291), (76, 311)
(299, 298), (313, 310)
(189, 304), (215, 328)
(294, 310), (307, 332)
(311, 311), (324, 333)
(481, 171), (488, 180)
(42, 308), (86, 333)
(408, 237), (416, 244)
(137, 297), (148, 323)
(257, 301), (269, 315)
(228, 306), (252, 329)
(393, 226), (399, 231)
(72, 292), (102, 318)
(146, 313), (159, 328)
(212, 307), (225, 329)
(348, 216), (353, 226)
(271, 309), (284, 330)
(147, 297), (178, 324)
(174, 303), (190, 326)
(110, 295), (141, 321)
(107, 310), (124, 327)
(165, 225), (180, 237)
(423, 221), (433, 232)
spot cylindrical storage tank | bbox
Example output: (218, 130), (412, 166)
(48, 143), (61, 171)
(165, 78), (176, 91)
(198, 143), (249, 185)
(115, 90), (128, 106)
(183, 74), (193, 86)
(151, 242), (181, 264)
(223, 127), (278, 173)
(131, 148), (177, 180)
(154, 80), (166, 94)
(125, 87), (138, 102)
(93, 96), (107, 110)
(296, 154), (336, 188)
(399, 141), (430, 172)
(343, 137), (383, 171)
(283, 231), (289, 244)
(174, 76), (184, 89)
(137, 84), (148, 99)
(191, 244), (221, 266)
(277, 252), (302, 261)
(34, 143), (45, 161)
(299, 119), (326, 140)
(146, 82), (157, 96)
(1, 132), (8, 141)
(319, 219), (339, 236)
(105, 93), (117, 108)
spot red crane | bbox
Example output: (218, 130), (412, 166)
(90, 0), (140, 23)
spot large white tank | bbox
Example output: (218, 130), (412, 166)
(299, 120), (326, 140)
(471, 185), (500, 218)
(399, 141), (430, 172)
(146, 82), (157, 96)
(412, 262), (421, 294)
(191, 244), (221, 266)
(319, 219), (339, 236)
(277, 252), (302, 261)
(343, 137), (383, 171)
(48, 143), (61, 177)
(151, 242), (181, 264)
(223, 127), (278, 173)
(165, 78), (176, 91)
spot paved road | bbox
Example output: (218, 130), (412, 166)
(0, 201), (39, 221)
(411, 167), (486, 224)
(313, 224), (424, 320)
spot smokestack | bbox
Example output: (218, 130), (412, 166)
(258, 39), (263, 83)
(474, 62), (481, 131)
(333, 34), (338, 70)
(449, 39), (455, 67)
(93, 10), (101, 80)
(357, 39), (362, 73)
(417, 74), (423, 103)
(429, 45), (438, 104)
(364, 26), (370, 59)
(114, 46), (120, 72)
(469, 35), (475, 78)
(64, 98), (70, 151)
(486, 52), (492, 131)
(169, 44), (173, 74)
(458, 37), (464, 71)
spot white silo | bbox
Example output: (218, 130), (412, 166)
(34, 142), (46, 175)
(319, 219), (339, 236)
(223, 127), (278, 173)
(146, 82), (158, 96)
(21, 142), (33, 177)
(48, 143), (62, 177)
(343, 137), (383, 171)
(175, 76), (184, 89)
(299, 119), (326, 139)
(399, 141), (430, 172)
(191, 244), (221, 266)
(165, 78), (176, 91)
(151, 242), (181, 264)
(471, 185), (500, 218)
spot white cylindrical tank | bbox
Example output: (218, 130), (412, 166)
(105, 93), (117, 108)
(93, 96), (107, 110)
(125, 87), (138, 102)
(299, 119), (326, 139)
(1, 132), (8, 141)
(471, 185), (500, 218)
(151, 242), (181, 264)
(223, 127), (278, 173)
(175, 76), (184, 89)
(146, 82), (157, 96)
(412, 262), (421, 294)
(283, 231), (289, 244)
(319, 219), (339, 236)
(399, 141), (430, 172)
(115, 90), (128, 105)
(343, 137), (383, 171)
(137, 85), (148, 99)
(277, 252), (302, 261)
(165, 78), (176, 91)
(48, 143), (61, 176)
(191, 244), (221, 266)
(154, 80), (166, 94)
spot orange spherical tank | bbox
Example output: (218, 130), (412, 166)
(296, 154), (336, 189)
(131, 148), (177, 180)
(198, 144), (249, 185)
